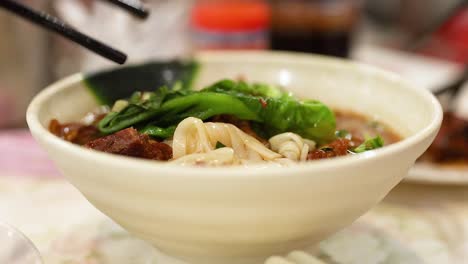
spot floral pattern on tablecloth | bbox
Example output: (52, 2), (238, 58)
(0, 176), (467, 264)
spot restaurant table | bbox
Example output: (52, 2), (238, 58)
(0, 130), (467, 264)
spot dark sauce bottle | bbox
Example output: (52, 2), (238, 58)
(270, 0), (360, 58)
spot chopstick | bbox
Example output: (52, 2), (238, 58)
(434, 65), (468, 97)
(102, 0), (150, 19)
(0, 0), (127, 65)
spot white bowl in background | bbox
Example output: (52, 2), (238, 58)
(27, 51), (442, 264)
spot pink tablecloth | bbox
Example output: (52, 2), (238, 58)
(0, 130), (61, 178)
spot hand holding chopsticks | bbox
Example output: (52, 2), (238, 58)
(0, 0), (151, 65)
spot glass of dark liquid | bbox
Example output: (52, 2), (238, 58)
(270, 0), (360, 58)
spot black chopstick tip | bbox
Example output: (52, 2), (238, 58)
(109, 49), (127, 64)
(138, 9), (150, 20)
(117, 54), (128, 65)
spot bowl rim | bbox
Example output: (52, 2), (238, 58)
(26, 51), (443, 178)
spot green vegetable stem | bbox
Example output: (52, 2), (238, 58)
(353, 136), (384, 153)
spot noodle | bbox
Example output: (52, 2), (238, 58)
(269, 133), (316, 161)
(172, 117), (281, 161)
(170, 147), (238, 166)
(171, 117), (316, 166)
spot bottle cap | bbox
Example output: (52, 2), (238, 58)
(191, 0), (270, 32)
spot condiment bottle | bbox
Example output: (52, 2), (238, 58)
(190, 0), (271, 50)
(270, 0), (360, 57)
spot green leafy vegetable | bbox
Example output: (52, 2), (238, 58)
(215, 142), (226, 149)
(202, 79), (283, 98)
(140, 125), (175, 139)
(97, 79), (336, 143)
(353, 136), (384, 153)
(335, 129), (351, 140)
(202, 80), (336, 143)
(98, 90), (258, 134)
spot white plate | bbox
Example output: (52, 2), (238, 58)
(406, 84), (468, 185)
(351, 44), (463, 93)
(406, 163), (468, 185)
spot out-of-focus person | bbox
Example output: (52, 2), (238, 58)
(53, 0), (194, 74)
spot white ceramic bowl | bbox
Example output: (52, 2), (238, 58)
(27, 51), (442, 264)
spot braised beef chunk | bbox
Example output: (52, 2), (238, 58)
(141, 136), (173, 160)
(84, 128), (172, 161)
(49, 119), (101, 145)
(308, 138), (352, 160)
(423, 112), (468, 163)
(85, 128), (145, 156)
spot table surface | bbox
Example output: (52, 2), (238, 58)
(0, 131), (467, 264)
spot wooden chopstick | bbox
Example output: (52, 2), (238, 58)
(102, 0), (150, 19)
(0, 0), (127, 65)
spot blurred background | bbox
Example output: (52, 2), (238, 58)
(0, 2), (468, 263)
(0, 0), (468, 128)
(0, 0), (467, 127)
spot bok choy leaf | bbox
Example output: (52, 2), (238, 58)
(97, 79), (336, 143)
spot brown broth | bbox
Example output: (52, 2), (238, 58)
(334, 110), (402, 145)
(307, 110), (402, 160)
